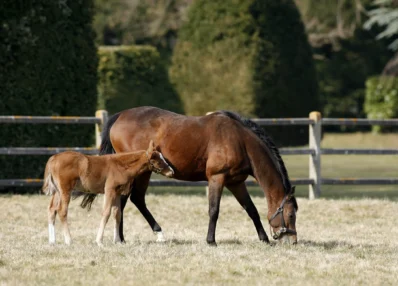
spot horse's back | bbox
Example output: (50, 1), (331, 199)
(110, 107), (254, 181)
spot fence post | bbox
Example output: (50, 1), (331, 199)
(95, 110), (108, 149)
(309, 111), (321, 199)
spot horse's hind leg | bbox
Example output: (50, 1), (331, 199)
(118, 194), (128, 243)
(226, 182), (269, 243)
(58, 183), (73, 245)
(206, 174), (225, 246)
(48, 192), (60, 244)
(129, 172), (165, 242)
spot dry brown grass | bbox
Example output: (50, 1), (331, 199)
(0, 194), (397, 285)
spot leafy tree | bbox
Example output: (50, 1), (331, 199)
(171, 0), (319, 146)
(363, 0), (398, 51)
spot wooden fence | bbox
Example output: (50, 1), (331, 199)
(0, 110), (397, 199)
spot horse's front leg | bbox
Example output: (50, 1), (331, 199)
(226, 182), (269, 243)
(96, 189), (114, 246)
(129, 172), (165, 242)
(206, 174), (225, 246)
(113, 194), (122, 243)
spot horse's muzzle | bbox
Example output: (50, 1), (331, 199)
(164, 168), (174, 178)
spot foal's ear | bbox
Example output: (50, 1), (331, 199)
(147, 140), (155, 154)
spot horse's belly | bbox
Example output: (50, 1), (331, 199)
(73, 179), (104, 194)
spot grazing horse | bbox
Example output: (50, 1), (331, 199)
(42, 140), (174, 245)
(81, 106), (298, 245)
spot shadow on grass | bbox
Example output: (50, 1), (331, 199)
(299, 239), (376, 250)
(145, 238), (244, 246)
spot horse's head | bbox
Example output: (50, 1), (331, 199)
(269, 186), (298, 245)
(146, 140), (174, 178)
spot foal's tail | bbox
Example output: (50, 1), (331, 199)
(75, 112), (121, 210)
(42, 157), (58, 195)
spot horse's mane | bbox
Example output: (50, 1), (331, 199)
(214, 111), (293, 196)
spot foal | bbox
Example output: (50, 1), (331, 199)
(42, 141), (174, 245)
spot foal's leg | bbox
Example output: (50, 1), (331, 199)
(206, 174), (225, 246)
(96, 189), (114, 246)
(129, 172), (165, 242)
(58, 183), (72, 245)
(226, 182), (270, 243)
(47, 192), (60, 244)
(112, 195), (122, 243)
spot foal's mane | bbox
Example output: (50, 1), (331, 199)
(214, 111), (293, 199)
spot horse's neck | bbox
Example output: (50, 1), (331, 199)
(115, 152), (148, 176)
(247, 140), (286, 213)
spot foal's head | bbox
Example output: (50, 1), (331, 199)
(146, 141), (174, 178)
(269, 186), (298, 245)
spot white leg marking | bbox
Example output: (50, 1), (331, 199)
(155, 231), (166, 242)
(64, 235), (71, 245)
(48, 224), (55, 244)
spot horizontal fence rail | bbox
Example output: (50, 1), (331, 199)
(251, 118), (314, 125)
(0, 178), (315, 188)
(1, 111), (397, 199)
(321, 148), (398, 155)
(322, 178), (398, 185)
(322, 118), (398, 126)
(0, 116), (101, 124)
(0, 147), (99, 155)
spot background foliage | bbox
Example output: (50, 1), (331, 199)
(0, 0), (98, 189)
(365, 76), (398, 132)
(170, 0), (319, 146)
(98, 45), (182, 115)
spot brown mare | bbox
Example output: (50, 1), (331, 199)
(81, 106), (298, 245)
(42, 140), (174, 246)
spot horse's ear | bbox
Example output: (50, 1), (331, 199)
(147, 140), (155, 154)
(291, 186), (296, 194)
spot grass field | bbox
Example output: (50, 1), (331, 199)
(0, 132), (397, 285)
(0, 194), (397, 285)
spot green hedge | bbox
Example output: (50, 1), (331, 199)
(170, 0), (319, 146)
(0, 0), (98, 191)
(365, 76), (398, 133)
(97, 45), (182, 114)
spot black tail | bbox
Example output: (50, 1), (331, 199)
(99, 112), (121, 155)
(73, 112), (122, 210)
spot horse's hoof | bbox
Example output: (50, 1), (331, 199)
(155, 231), (166, 243)
(207, 241), (217, 247)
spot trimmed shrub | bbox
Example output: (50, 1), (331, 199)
(365, 76), (398, 133)
(0, 0), (98, 191)
(170, 0), (319, 146)
(97, 45), (182, 115)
